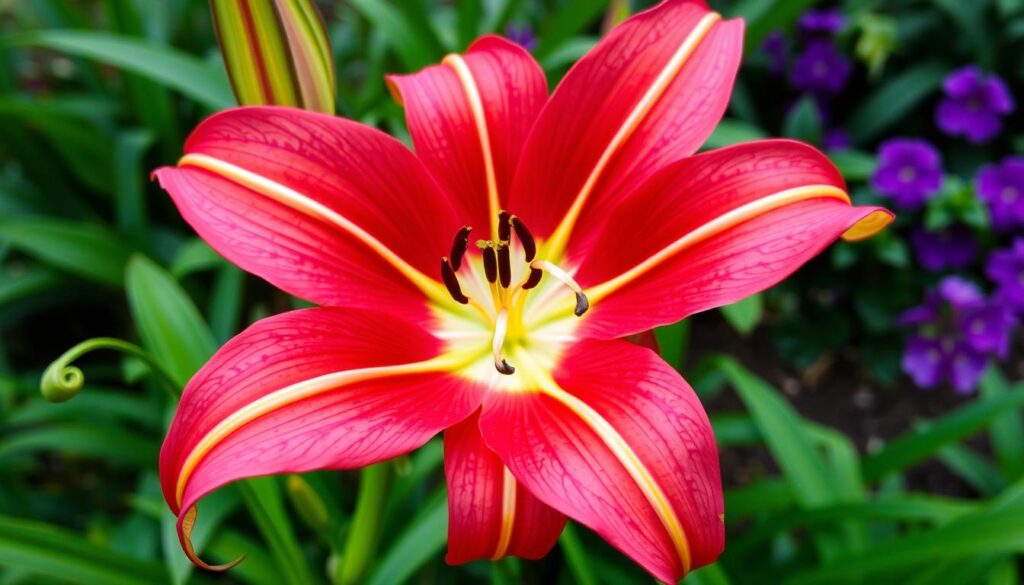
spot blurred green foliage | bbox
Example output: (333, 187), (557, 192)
(2, 1), (1024, 584)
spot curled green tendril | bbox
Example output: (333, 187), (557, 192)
(41, 337), (180, 403)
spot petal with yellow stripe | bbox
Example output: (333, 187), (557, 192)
(479, 339), (724, 584)
(159, 307), (485, 568)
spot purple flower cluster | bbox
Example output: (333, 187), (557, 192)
(936, 66), (1015, 143)
(911, 225), (976, 272)
(871, 138), (943, 209)
(976, 157), (1024, 231)
(798, 8), (847, 38)
(987, 239), (1024, 313)
(790, 41), (851, 96)
(901, 277), (1015, 393)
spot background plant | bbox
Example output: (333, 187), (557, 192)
(1, 1), (1023, 584)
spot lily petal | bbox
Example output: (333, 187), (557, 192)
(445, 411), (566, 564)
(480, 340), (723, 584)
(572, 140), (894, 338)
(154, 106), (461, 316)
(160, 307), (483, 568)
(509, 0), (743, 257)
(387, 35), (547, 238)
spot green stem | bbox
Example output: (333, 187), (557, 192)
(559, 522), (597, 585)
(335, 462), (391, 585)
(40, 336), (180, 402)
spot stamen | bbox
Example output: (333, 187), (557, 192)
(533, 260), (589, 317)
(480, 243), (498, 283)
(522, 266), (543, 290)
(498, 210), (512, 241)
(440, 257), (469, 304)
(449, 226), (472, 270)
(510, 216), (536, 262)
(497, 243), (512, 288)
(492, 309), (515, 375)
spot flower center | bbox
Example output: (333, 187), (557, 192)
(439, 211), (588, 376)
(898, 166), (917, 183)
(1001, 186), (1018, 203)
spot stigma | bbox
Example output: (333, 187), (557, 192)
(439, 211), (589, 375)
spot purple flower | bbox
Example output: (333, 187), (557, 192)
(935, 66), (1015, 143)
(762, 30), (786, 75)
(823, 128), (851, 151)
(910, 225), (976, 272)
(900, 276), (1014, 394)
(798, 8), (847, 37)
(987, 238), (1024, 312)
(871, 138), (943, 209)
(505, 24), (536, 51)
(789, 40), (851, 96)
(976, 157), (1024, 231)
(902, 336), (986, 393)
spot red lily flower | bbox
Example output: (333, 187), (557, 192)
(156, 1), (892, 582)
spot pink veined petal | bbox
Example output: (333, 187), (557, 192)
(479, 340), (724, 584)
(573, 139), (894, 339)
(387, 35), (548, 236)
(445, 411), (567, 564)
(154, 106), (461, 315)
(508, 0), (743, 256)
(159, 307), (484, 568)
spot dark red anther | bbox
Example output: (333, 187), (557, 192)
(449, 226), (472, 271)
(498, 211), (511, 241)
(522, 266), (543, 290)
(482, 245), (497, 283)
(497, 244), (512, 288)
(510, 216), (536, 262)
(440, 257), (469, 304)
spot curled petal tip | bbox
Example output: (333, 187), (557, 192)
(179, 506), (245, 571)
(842, 208), (895, 241)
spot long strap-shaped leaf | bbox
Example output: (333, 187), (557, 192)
(210, 0), (335, 113)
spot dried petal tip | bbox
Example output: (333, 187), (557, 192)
(180, 506), (245, 571)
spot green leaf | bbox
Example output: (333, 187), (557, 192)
(0, 422), (158, 465)
(846, 64), (947, 144)
(3, 30), (234, 110)
(0, 515), (168, 585)
(714, 356), (835, 506)
(863, 383), (1024, 481)
(0, 218), (134, 286)
(533, 0), (608, 59)
(125, 255), (216, 387)
(114, 129), (154, 241)
(980, 367), (1024, 480)
(782, 95), (823, 144)
(366, 490), (447, 585)
(347, 0), (443, 70)
(211, 0), (336, 113)
(789, 481), (1024, 584)
(720, 294), (763, 336)
(237, 477), (316, 585)
(938, 443), (1007, 496)
(829, 149), (877, 182)
(558, 522), (598, 585)
(703, 119), (768, 150)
